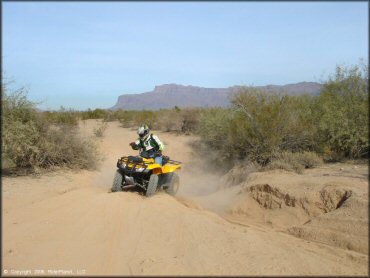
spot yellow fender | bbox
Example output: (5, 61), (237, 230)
(152, 164), (181, 175)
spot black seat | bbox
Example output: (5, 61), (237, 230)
(128, 156), (143, 163)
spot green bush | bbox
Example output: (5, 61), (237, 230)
(230, 88), (317, 164)
(196, 107), (232, 156)
(314, 62), (368, 160)
(196, 90), (317, 166)
(195, 62), (367, 170)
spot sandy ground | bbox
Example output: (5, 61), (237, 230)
(2, 120), (368, 276)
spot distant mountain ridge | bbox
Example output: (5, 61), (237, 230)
(110, 82), (322, 110)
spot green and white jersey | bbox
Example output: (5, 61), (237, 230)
(135, 134), (164, 152)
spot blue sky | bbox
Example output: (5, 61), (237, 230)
(3, 1), (368, 110)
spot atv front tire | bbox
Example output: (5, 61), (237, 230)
(111, 170), (123, 192)
(165, 172), (180, 196)
(146, 174), (159, 197)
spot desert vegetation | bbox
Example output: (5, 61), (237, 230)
(197, 62), (367, 170)
(2, 84), (100, 174)
(2, 62), (367, 174)
(314, 63), (369, 160)
(94, 121), (108, 138)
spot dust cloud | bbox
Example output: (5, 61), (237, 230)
(176, 158), (241, 214)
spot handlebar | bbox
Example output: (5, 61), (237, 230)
(140, 150), (161, 159)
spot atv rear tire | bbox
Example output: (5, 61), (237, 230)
(146, 174), (159, 197)
(111, 170), (123, 192)
(165, 172), (180, 196)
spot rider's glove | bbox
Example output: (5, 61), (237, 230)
(129, 142), (137, 149)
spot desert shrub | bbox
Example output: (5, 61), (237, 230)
(135, 110), (159, 129)
(155, 107), (201, 133)
(2, 86), (100, 172)
(112, 106), (201, 135)
(314, 62), (369, 160)
(196, 107), (232, 157)
(102, 111), (116, 122)
(115, 107), (201, 134)
(267, 151), (322, 173)
(296, 151), (323, 168)
(180, 108), (201, 134)
(80, 108), (108, 120)
(41, 107), (79, 126)
(196, 90), (317, 166)
(94, 121), (108, 137)
(193, 108), (236, 169)
(195, 62), (368, 171)
(116, 110), (157, 129)
(101, 110), (130, 122)
(118, 111), (137, 127)
(267, 159), (302, 173)
(157, 109), (183, 132)
(35, 126), (99, 169)
(221, 161), (261, 187)
(2, 87), (41, 168)
(229, 88), (317, 164)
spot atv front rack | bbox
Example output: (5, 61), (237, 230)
(117, 156), (149, 175)
(118, 156), (181, 167)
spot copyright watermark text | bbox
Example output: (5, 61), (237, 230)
(3, 269), (86, 275)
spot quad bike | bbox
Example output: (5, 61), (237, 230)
(111, 151), (181, 197)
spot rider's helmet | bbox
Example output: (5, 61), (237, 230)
(137, 124), (150, 140)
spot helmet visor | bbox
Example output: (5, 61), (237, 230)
(138, 129), (149, 138)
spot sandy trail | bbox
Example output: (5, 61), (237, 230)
(2, 120), (368, 276)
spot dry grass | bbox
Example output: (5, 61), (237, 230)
(267, 151), (323, 173)
(94, 121), (108, 138)
(2, 87), (101, 174)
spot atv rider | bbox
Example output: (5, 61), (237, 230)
(129, 124), (165, 165)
